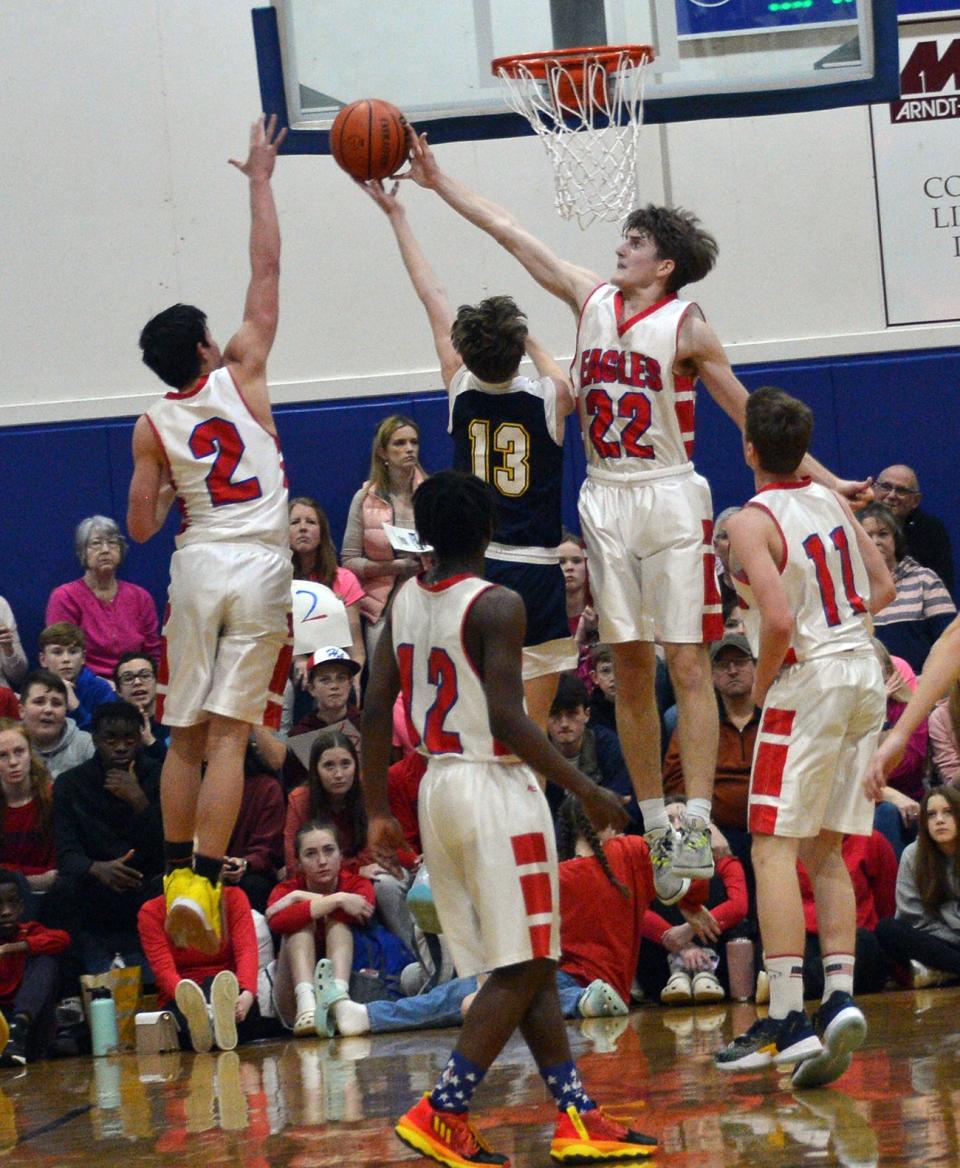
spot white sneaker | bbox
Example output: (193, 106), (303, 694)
(910, 959), (953, 989)
(661, 970), (693, 1004)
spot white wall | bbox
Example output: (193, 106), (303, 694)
(2, 0), (957, 427)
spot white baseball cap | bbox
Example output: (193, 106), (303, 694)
(307, 646), (361, 677)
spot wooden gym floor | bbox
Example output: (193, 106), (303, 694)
(2, 986), (958, 1167)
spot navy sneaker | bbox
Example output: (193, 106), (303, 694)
(791, 991), (866, 1090)
(715, 1011), (821, 1071)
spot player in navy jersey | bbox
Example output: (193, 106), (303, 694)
(362, 180), (576, 732)
(127, 117), (292, 954)
(403, 129), (871, 905)
(361, 470), (656, 1167)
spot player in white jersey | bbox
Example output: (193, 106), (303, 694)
(126, 116), (292, 955)
(714, 388), (895, 1087)
(403, 130), (870, 902)
(361, 471), (657, 1168)
(360, 179), (576, 733)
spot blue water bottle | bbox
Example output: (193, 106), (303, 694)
(89, 988), (119, 1056)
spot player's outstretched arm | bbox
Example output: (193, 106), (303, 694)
(360, 610), (410, 869)
(684, 314), (871, 499)
(222, 115), (287, 387)
(524, 333), (576, 424)
(834, 492), (896, 613)
(360, 179), (461, 387)
(126, 416), (175, 543)
(864, 613), (960, 798)
(469, 587), (628, 833)
(726, 506), (793, 708)
(404, 128), (598, 313)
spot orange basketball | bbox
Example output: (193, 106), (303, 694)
(329, 98), (409, 181)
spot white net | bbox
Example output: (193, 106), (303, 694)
(495, 48), (651, 230)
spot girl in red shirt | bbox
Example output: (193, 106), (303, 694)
(0, 721), (56, 892)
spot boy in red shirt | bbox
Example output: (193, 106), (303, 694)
(0, 871), (70, 1064)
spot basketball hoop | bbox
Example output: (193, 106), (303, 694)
(492, 45), (654, 230)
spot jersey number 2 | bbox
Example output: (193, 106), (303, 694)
(189, 417), (262, 507)
(585, 388), (653, 459)
(802, 526), (867, 627)
(397, 643), (462, 754)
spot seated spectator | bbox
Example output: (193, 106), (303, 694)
(638, 801), (749, 1005)
(284, 731), (417, 954)
(113, 653), (166, 762)
(713, 506), (742, 625)
(137, 885), (270, 1052)
(558, 532), (598, 683)
(871, 639), (929, 859)
(46, 515), (160, 679)
(797, 830), (896, 999)
(0, 872), (70, 1065)
(587, 645), (617, 732)
(860, 502), (956, 673)
(546, 673), (637, 826)
(222, 729), (285, 913)
(663, 632), (757, 877)
(929, 685), (960, 787)
(289, 497), (366, 686)
(876, 787), (960, 987)
(874, 464), (954, 596)
(52, 701), (163, 972)
(38, 622), (114, 732)
(0, 596), (27, 692)
(0, 720), (56, 893)
(341, 415), (428, 664)
(19, 670), (94, 779)
(285, 647), (362, 789)
(267, 820), (374, 1037)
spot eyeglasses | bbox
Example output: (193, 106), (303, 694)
(117, 669), (153, 684)
(712, 658), (751, 672)
(88, 537), (121, 550)
(875, 480), (918, 499)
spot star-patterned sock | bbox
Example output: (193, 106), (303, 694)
(428, 1050), (487, 1115)
(538, 1061), (596, 1113)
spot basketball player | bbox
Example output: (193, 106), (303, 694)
(361, 470), (657, 1167)
(403, 130), (869, 900)
(360, 179), (575, 731)
(126, 116), (292, 954)
(714, 387), (894, 1087)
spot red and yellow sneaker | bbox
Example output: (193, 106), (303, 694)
(395, 1094), (510, 1168)
(550, 1105), (658, 1163)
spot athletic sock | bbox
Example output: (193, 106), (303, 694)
(193, 853), (223, 884)
(429, 1050), (486, 1114)
(639, 799), (669, 835)
(164, 840), (193, 875)
(821, 952), (855, 1000)
(334, 1000), (370, 1036)
(686, 798), (712, 826)
(294, 982), (315, 1018)
(538, 1060), (596, 1113)
(765, 953), (805, 1020)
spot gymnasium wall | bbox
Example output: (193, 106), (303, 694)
(1, 3), (957, 662)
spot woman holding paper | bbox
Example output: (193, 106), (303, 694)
(341, 415), (428, 661)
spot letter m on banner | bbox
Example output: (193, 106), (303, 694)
(900, 39), (960, 97)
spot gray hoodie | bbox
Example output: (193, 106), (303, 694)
(34, 719), (95, 779)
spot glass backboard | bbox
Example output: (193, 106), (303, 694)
(253, 0), (899, 153)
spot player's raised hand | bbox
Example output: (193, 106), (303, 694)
(357, 177), (402, 216)
(581, 784), (630, 834)
(400, 126), (440, 188)
(229, 114), (287, 179)
(834, 476), (874, 508)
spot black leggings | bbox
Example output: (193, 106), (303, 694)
(875, 918), (960, 975)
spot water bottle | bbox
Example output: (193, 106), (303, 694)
(726, 937), (755, 1002)
(89, 988), (120, 1056)
(110, 952), (126, 970)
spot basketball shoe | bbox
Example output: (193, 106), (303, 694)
(791, 991), (866, 1090)
(395, 1094), (510, 1168)
(672, 814), (715, 880)
(164, 868), (222, 955)
(550, 1105), (658, 1162)
(644, 828), (690, 905)
(714, 1011), (821, 1071)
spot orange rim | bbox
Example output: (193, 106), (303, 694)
(492, 43), (654, 80)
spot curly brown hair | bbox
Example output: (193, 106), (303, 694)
(622, 205), (718, 293)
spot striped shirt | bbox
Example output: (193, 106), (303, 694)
(873, 556), (956, 672)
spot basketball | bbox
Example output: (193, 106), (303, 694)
(330, 98), (409, 181)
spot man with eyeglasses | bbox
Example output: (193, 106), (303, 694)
(113, 653), (167, 762)
(873, 465), (954, 596)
